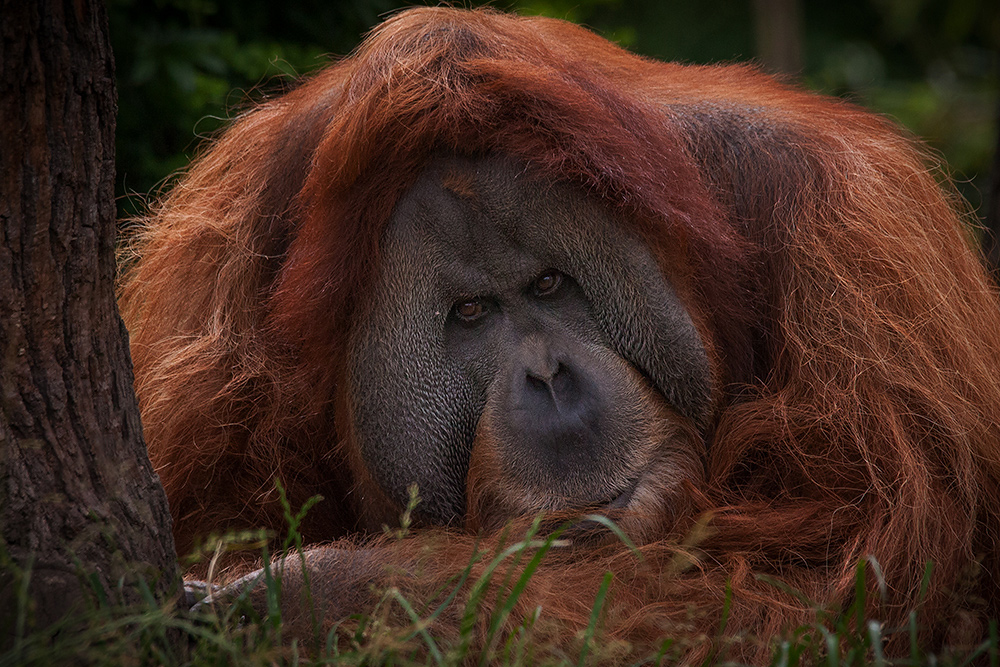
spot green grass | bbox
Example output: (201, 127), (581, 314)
(2, 492), (997, 666)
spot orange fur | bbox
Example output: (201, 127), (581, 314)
(120, 7), (1000, 661)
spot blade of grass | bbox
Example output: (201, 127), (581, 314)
(481, 524), (569, 664)
(866, 620), (885, 667)
(863, 556), (887, 603)
(459, 518), (547, 657)
(389, 587), (444, 666)
(919, 561), (934, 602)
(577, 571), (613, 667)
(755, 573), (816, 609)
(582, 514), (642, 561)
(819, 626), (840, 667)
(908, 610), (921, 664)
(15, 553), (33, 646)
(854, 559), (867, 634)
(700, 580), (734, 667)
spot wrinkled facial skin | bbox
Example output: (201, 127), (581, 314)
(349, 155), (710, 529)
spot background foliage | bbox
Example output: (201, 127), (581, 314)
(109, 0), (999, 222)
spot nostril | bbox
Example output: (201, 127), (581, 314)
(550, 362), (571, 394)
(521, 362), (588, 418)
(525, 373), (550, 393)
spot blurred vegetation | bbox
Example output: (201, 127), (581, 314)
(110, 0), (999, 220)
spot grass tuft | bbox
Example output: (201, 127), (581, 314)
(2, 495), (997, 666)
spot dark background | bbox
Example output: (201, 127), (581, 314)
(109, 0), (999, 231)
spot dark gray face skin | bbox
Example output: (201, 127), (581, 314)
(349, 155), (711, 524)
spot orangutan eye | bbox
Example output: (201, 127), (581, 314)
(454, 298), (484, 321)
(533, 271), (563, 296)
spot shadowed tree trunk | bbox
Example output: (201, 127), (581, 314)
(984, 99), (1000, 279)
(0, 0), (178, 641)
(753, 0), (804, 75)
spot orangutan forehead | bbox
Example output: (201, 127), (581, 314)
(387, 158), (545, 290)
(393, 155), (614, 260)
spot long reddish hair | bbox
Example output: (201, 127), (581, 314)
(121, 7), (1000, 659)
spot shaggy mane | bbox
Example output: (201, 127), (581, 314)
(120, 7), (1000, 660)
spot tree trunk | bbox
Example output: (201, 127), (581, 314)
(983, 99), (1000, 279)
(0, 0), (178, 640)
(753, 0), (804, 75)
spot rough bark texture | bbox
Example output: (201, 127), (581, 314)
(0, 0), (178, 637)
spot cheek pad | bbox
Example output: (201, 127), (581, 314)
(516, 204), (711, 428)
(349, 256), (481, 524)
(575, 241), (711, 428)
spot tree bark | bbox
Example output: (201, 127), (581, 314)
(983, 99), (1000, 279)
(0, 0), (178, 640)
(753, 0), (804, 75)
